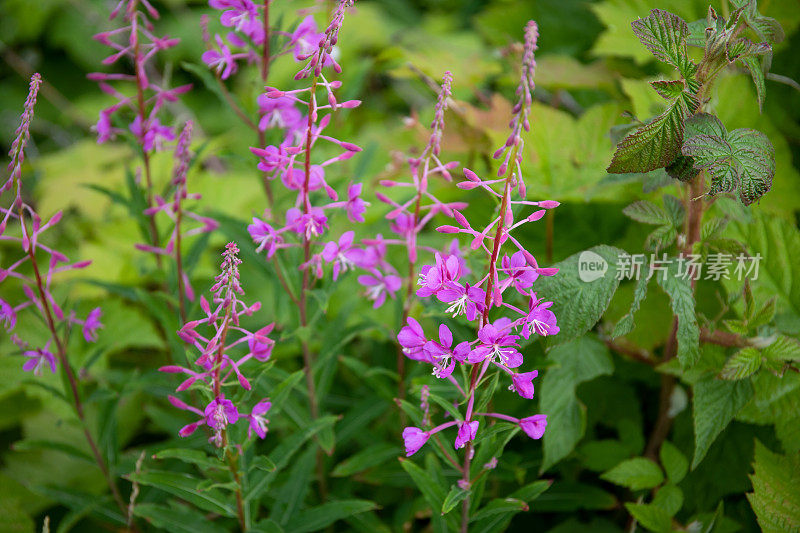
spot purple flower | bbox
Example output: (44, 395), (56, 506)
(519, 414), (547, 440)
(82, 307), (103, 342)
(417, 253), (462, 298)
(248, 324), (275, 361)
(501, 252), (538, 294)
(290, 15), (324, 62)
(129, 116), (175, 152)
(455, 420), (478, 449)
(358, 270), (402, 309)
(423, 324), (469, 378)
(437, 281), (486, 321)
(258, 94), (303, 134)
(205, 397), (240, 430)
(322, 231), (362, 280)
(248, 217), (283, 258)
(0, 298), (16, 330)
(511, 370), (538, 399)
(521, 293), (559, 339)
(398, 317), (428, 360)
(286, 207), (328, 239)
(402, 426), (430, 456)
(22, 346), (57, 376)
(248, 400), (271, 439)
(468, 320), (522, 368)
(344, 183), (366, 223)
(202, 35), (237, 80)
(211, 0), (262, 41)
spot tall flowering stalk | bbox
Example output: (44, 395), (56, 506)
(134, 122), (219, 321)
(162, 242), (274, 530)
(89, 0), (191, 253)
(248, 0), (363, 421)
(397, 22), (559, 530)
(0, 74), (129, 518)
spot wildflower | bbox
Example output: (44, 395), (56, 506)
(22, 345), (57, 376)
(402, 427), (430, 457)
(468, 321), (522, 368)
(520, 293), (559, 339)
(257, 94), (304, 134)
(0, 298), (16, 330)
(398, 317), (428, 360)
(249, 325), (276, 361)
(455, 420), (479, 449)
(202, 34), (237, 79)
(322, 231), (362, 280)
(248, 400), (271, 439)
(359, 270), (402, 309)
(423, 324), (469, 378)
(510, 370), (538, 399)
(519, 414), (547, 440)
(437, 281), (486, 321)
(248, 217), (283, 258)
(82, 307), (103, 342)
(500, 251), (538, 294)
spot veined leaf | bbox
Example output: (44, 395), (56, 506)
(608, 91), (697, 174)
(719, 347), (762, 380)
(651, 79), (685, 100)
(747, 440), (800, 532)
(692, 377), (753, 468)
(127, 470), (236, 517)
(612, 258), (650, 338)
(682, 115), (775, 206)
(134, 503), (226, 533)
(656, 262), (700, 367)
(652, 484), (684, 516)
(631, 9), (693, 76)
(623, 201), (670, 225)
(399, 458), (447, 512)
(659, 441), (688, 484)
(625, 502), (672, 532)
(763, 336), (800, 362)
(601, 457), (664, 490)
(283, 500), (377, 533)
(729, 0), (786, 45)
(441, 485), (470, 515)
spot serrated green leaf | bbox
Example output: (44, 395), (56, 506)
(763, 336), (800, 362)
(660, 441), (689, 484)
(682, 117), (775, 205)
(719, 347), (762, 380)
(608, 91), (697, 174)
(652, 484), (684, 516)
(656, 262), (700, 367)
(534, 245), (624, 343)
(623, 201), (670, 225)
(692, 377), (754, 468)
(601, 457), (664, 490)
(747, 440), (800, 532)
(729, 0), (786, 45)
(541, 337), (614, 471)
(625, 502), (673, 532)
(749, 296), (777, 329)
(631, 9), (693, 75)
(651, 79), (686, 99)
(613, 262), (650, 338)
(283, 500), (377, 533)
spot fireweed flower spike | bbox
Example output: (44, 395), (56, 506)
(134, 121), (219, 320)
(247, 1), (363, 428)
(89, 0), (191, 249)
(397, 21), (555, 527)
(163, 242), (273, 529)
(0, 74), (134, 515)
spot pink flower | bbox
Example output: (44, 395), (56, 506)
(290, 15), (324, 62)
(248, 324), (275, 361)
(398, 317), (428, 361)
(0, 298), (16, 330)
(248, 400), (271, 439)
(468, 320), (522, 368)
(129, 116), (175, 152)
(519, 414), (547, 440)
(455, 420), (478, 449)
(22, 346), (57, 376)
(501, 252), (538, 294)
(258, 94), (303, 134)
(423, 324), (469, 378)
(358, 270), (402, 309)
(343, 183), (366, 223)
(248, 217), (283, 258)
(202, 35), (237, 79)
(286, 207), (328, 239)
(437, 282), (486, 321)
(511, 370), (538, 399)
(521, 293), (559, 339)
(402, 426), (430, 456)
(82, 307), (103, 342)
(416, 253), (462, 298)
(211, 0), (262, 41)
(322, 231), (362, 280)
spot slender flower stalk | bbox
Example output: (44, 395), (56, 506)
(162, 242), (275, 530)
(1, 74), (131, 521)
(396, 22), (558, 530)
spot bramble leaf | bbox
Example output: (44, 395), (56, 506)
(612, 259), (649, 338)
(730, 0), (786, 45)
(607, 91), (697, 174)
(656, 262), (700, 367)
(747, 441), (800, 532)
(692, 377), (753, 468)
(623, 201), (670, 225)
(652, 484), (683, 516)
(625, 502), (672, 532)
(719, 347), (762, 380)
(682, 115), (775, 205)
(659, 441), (688, 484)
(631, 9), (693, 76)
(651, 80), (685, 100)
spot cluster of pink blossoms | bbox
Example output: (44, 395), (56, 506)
(162, 243), (274, 446)
(247, 1), (367, 283)
(89, 0), (190, 150)
(1, 74), (103, 375)
(399, 21), (557, 462)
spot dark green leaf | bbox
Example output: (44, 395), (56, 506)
(747, 440), (800, 532)
(441, 485), (470, 515)
(656, 262), (700, 367)
(601, 457), (664, 490)
(692, 377), (754, 468)
(659, 441), (688, 484)
(283, 500), (377, 533)
(652, 484), (684, 516)
(631, 9), (693, 75)
(127, 470), (236, 517)
(625, 502), (672, 532)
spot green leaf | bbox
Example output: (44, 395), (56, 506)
(659, 441), (689, 484)
(134, 503), (226, 533)
(251, 519), (285, 533)
(729, 0), (786, 44)
(631, 9), (693, 75)
(763, 336), (800, 362)
(612, 263), (650, 338)
(399, 457), (447, 512)
(127, 470), (236, 517)
(739, 54), (767, 112)
(653, 484), (684, 516)
(682, 116), (775, 205)
(651, 79), (686, 100)
(441, 485), (470, 515)
(152, 448), (224, 470)
(332, 444), (401, 478)
(623, 201), (670, 225)
(692, 377), (754, 468)
(12, 439), (94, 464)
(601, 457), (664, 490)
(719, 347), (762, 380)
(535, 245), (625, 343)
(283, 500), (378, 533)
(656, 261), (700, 367)
(470, 481), (549, 532)
(625, 502), (672, 532)
(608, 91), (697, 174)
(541, 337), (614, 471)
(747, 441), (800, 532)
